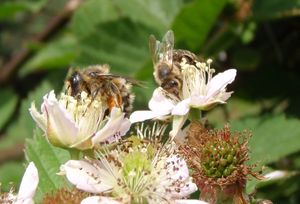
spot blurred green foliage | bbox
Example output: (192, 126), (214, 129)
(25, 129), (70, 201)
(0, 0), (300, 203)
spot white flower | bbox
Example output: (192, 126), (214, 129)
(172, 59), (236, 115)
(130, 59), (236, 123)
(15, 162), (39, 204)
(60, 141), (198, 204)
(29, 90), (131, 150)
(130, 59), (236, 138)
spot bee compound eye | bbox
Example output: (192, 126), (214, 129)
(88, 72), (98, 78)
(169, 80), (178, 87)
(70, 72), (80, 85)
(162, 79), (178, 89)
(158, 64), (171, 79)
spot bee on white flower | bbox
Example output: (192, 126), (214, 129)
(131, 58), (236, 122)
(29, 90), (131, 150)
(130, 57), (236, 138)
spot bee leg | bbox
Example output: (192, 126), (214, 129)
(87, 87), (101, 108)
(107, 96), (122, 112)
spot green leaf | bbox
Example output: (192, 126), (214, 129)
(20, 36), (78, 76)
(202, 23), (240, 57)
(0, 89), (17, 130)
(112, 0), (184, 32)
(207, 97), (262, 125)
(0, 0), (48, 20)
(25, 129), (70, 201)
(74, 19), (158, 76)
(2, 81), (53, 149)
(0, 161), (24, 192)
(231, 115), (300, 165)
(70, 0), (119, 38)
(22, 0), (48, 13)
(246, 169), (298, 194)
(253, 0), (300, 20)
(172, 0), (227, 51)
(0, 2), (28, 20)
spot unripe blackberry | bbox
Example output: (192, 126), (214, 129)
(180, 122), (261, 204)
(201, 140), (240, 179)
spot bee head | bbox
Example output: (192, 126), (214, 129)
(161, 78), (179, 89)
(161, 77), (181, 97)
(68, 71), (83, 96)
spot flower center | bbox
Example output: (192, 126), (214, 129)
(123, 150), (152, 178)
(181, 59), (215, 99)
(108, 140), (158, 202)
(60, 91), (105, 138)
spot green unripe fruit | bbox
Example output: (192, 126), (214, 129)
(201, 139), (240, 178)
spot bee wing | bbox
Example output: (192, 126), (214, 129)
(89, 73), (146, 87)
(116, 75), (146, 87)
(161, 30), (174, 63)
(149, 34), (160, 64)
(149, 30), (174, 65)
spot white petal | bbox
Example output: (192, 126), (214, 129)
(166, 156), (198, 198)
(218, 91), (233, 102)
(206, 69), (236, 99)
(264, 170), (289, 181)
(18, 199), (34, 204)
(16, 162), (39, 204)
(175, 200), (209, 204)
(81, 196), (122, 204)
(60, 160), (113, 194)
(171, 98), (191, 116)
(173, 182), (198, 198)
(29, 102), (46, 132)
(118, 118), (131, 136)
(189, 95), (221, 110)
(129, 110), (165, 123)
(189, 95), (207, 107)
(167, 155), (189, 180)
(148, 88), (175, 115)
(174, 124), (189, 144)
(130, 88), (175, 123)
(43, 91), (79, 146)
(44, 90), (56, 101)
(92, 108), (130, 144)
(170, 115), (188, 140)
(105, 117), (131, 144)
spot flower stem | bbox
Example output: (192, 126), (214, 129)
(189, 108), (202, 121)
(69, 149), (80, 160)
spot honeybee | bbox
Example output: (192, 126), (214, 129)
(66, 64), (138, 116)
(149, 30), (198, 98)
